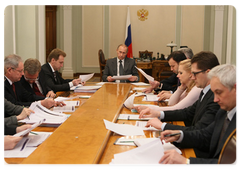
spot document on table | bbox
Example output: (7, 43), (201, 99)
(135, 121), (159, 131)
(74, 86), (101, 93)
(79, 73), (94, 82)
(135, 66), (154, 82)
(14, 119), (46, 137)
(131, 82), (150, 86)
(70, 84), (82, 90)
(112, 74), (132, 80)
(142, 94), (160, 101)
(118, 114), (152, 121)
(5, 132), (52, 158)
(53, 105), (75, 112)
(110, 138), (164, 164)
(19, 102), (68, 125)
(103, 119), (145, 136)
(123, 93), (135, 109)
(61, 100), (80, 106)
(133, 138), (182, 154)
(54, 96), (80, 102)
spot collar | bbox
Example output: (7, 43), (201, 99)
(117, 57), (124, 64)
(48, 63), (55, 73)
(202, 84), (211, 95)
(227, 107), (236, 121)
(5, 76), (13, 85)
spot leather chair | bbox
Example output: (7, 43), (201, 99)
(218, 129), (236, 164)
(139, 50), (153, 61)
(98, 49), (106, 82)
(152, 60), (172, 82)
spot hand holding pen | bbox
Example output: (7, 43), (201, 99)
(160, 130), (181, 143)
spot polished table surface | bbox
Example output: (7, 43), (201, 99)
(5, 82), (195, 164)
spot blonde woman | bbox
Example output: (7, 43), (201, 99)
(135, 59), (202, 117)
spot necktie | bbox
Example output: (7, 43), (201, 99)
(53, 72), (57, 82)
(12, 83), (17, 98)
(199, 90), (204, 102)
(32, 82), (44, 97)
(119, 60), (125, 83)
(218, 116), (230, 148)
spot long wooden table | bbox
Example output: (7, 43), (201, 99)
(5, 83), (195, 164)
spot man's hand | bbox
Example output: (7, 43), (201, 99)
(160, 130), (181, 143)
(46, 91), (56, 98)
(159, 150), (187, 164)
(157, 91), (172, 101)
(72, 78), (81, 86)
(16, 108), (34, 120)
(145, 118), (163, 130)
(16, 124), (32, 134)
(139, 107), (160, 118)
(107, 76), (115, 82)
(4, 136), (23, 150)
(128, 76), (138, 82)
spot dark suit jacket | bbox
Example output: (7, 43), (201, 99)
(178, 109), (236, 164)
(20, 71), (52, 96)
(162, 89), (220, 131)
(102, 57), (139, 82)
(40, 63), (73, 92)
(4, 78), (45, 107)
(160, 73), (179, 92)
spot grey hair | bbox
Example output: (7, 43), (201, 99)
(4, 54), (23, 74)
(178, 48), (194, 59)
(208, 64), (236, 90)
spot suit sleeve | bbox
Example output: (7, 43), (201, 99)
(102, 59), (113, 82)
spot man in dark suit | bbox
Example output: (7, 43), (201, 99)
(159, 64), (236, 164)
(102, 44), (139, 83)
(4, 54), (59, 108)
(20, 58), (55, 97)
(143, 51), (187, 100)
(40, 48), (84, 92)
(141, 51), (220, 157)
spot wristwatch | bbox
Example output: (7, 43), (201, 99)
(186, 159), (190, 165)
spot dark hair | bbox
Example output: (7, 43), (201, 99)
(191, 51), (220, 70)
(167, 51), (187, 63)
(47, 48), (66, 62)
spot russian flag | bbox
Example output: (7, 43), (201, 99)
(125, 7), (133, 58)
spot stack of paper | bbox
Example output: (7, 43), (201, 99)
(123, 93), (135, 109)
(110, 138), (164, 164)
(4, 132), (52, 158)
(19, 102), (68, 125)
(74, 86), (101, 93)
(79, 73), (94, 82)
(103, 119), (145, 136)
(142, 94), (160, 101)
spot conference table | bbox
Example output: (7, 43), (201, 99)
(5, 82), (195, 164)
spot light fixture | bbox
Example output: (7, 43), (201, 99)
(167, 41), (177, 53)
(2, 5), (5, 19)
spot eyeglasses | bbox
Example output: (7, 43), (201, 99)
(11, 67), (24, 73)
(191, 70), (207, 77)
(24, 75), (39, 81)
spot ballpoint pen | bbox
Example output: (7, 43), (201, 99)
(164, 132), (181, 137)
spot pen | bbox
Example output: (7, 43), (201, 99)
(20, 138), (29, 151)
(164, 132), (181, 137)
(30, 131), (38, 135)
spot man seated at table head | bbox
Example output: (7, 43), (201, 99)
(20, 58), (55, 98)
(4, 54), (59, 108)
(102, 44), (139, 83)
(159, 64), (236, 164)
(40, 48), (84, 92)
(143, 51), (187, 100)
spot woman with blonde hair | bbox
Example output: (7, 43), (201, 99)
(135, 59), (202, 116)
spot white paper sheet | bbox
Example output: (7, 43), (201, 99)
(131, 82), (150, 86)
(54, 96), (79, 102)
(79, 73), (94, 82)
(142, 94), (160, 101)
(135, 66), (154, 82)
(118, 114), (152, 121)
(110, 138), (164, 164)
(74, 86), (101, 93)
(19, 102), (68, 125)
(53, 105), (75, 112)
(135, 121), (159, 131)
(5, 132), (52, 158)
(103, 119), (145, 136)
(123, 93), (135, 109)
(61, 100), (80, 106)
(70, 84), (82, 90)
(112, 74), (132, 80)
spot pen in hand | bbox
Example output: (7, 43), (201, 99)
(164, 132), (181, 137)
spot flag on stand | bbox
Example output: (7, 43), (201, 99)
(125, 7), (133, 58)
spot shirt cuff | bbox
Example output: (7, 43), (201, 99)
(69, 82), (74, 88)
(175, 130), (184, 143)
(159, 111), (165, 119)
(161, 122), (167, 130)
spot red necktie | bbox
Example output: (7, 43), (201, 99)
(32, 82), (44, 97)
(12, 83), (17, 98)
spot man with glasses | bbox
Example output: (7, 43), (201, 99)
(139, 51), (220, 158)
(4, 54), (60, 108)
(20, 58), (55, 98)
